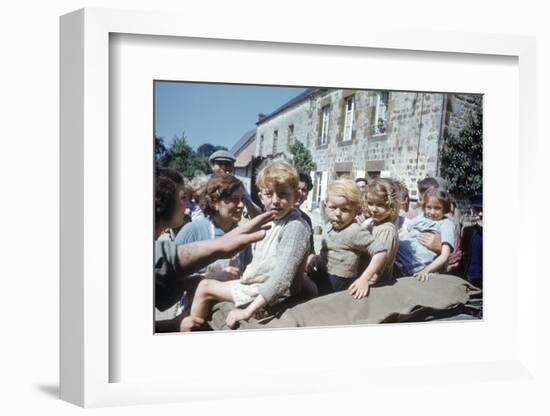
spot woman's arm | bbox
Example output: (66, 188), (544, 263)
(242, 188), (263, 218)
(416, 231), (442, 254)
(176, 211), (275, 275)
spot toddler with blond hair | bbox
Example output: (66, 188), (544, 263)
(310, 178), (387, 299)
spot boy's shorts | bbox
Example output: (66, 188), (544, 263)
(230, 281), (261, 307)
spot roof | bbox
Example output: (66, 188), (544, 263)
(230, 128), (256, 156)
(256, 87), (324, 125)
(234, 136), (256, 168)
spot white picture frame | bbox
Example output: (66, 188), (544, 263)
(60, 7), (540, 408)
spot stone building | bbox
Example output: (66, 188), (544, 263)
(230, 128), (256, 194)
(255, 88), (481, 210)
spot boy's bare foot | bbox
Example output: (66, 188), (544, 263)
(179, 316), (205, 332)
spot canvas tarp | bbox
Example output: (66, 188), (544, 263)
(208, 274), (482, 330)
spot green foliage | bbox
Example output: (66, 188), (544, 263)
(196, 143), (228, 158)
(289, 140), (316, 173)
(155, 135), (167, 160)
(157, 132), (212, 179)
(439, 98), (483, 196)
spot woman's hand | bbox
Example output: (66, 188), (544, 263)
(348, 276), (370, 299)
(226, 308), (251, 329)
(221, 210), (276, 255)
(416, 231), (442, 253)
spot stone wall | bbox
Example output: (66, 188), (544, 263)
(446, 94), (482, 139)
(255, 94), (316, 158)
(254, 88), (481, 204)
(383, 92), (445, 199)
(305, 89), (445, 200)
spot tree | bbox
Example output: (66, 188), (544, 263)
(155, 135), (167, 160)
(289, 140), (316, 173)
(439, 97), (483, 196)
(159, 133), (211, 179)
(197, 143), (228, 158)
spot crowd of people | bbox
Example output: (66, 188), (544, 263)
(155, 150), (483, 332)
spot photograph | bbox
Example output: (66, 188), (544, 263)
(51, 2), (546, 411)
(153, 82), (483, 333)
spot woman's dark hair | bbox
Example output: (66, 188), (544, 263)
(298, 172), (313, 191)
(155, 165), (183, 185)
(200, 173), (244, 216)
(155, 175), (178, 222)
(417, 177), (439, 195)
(155, 165), (184, 223)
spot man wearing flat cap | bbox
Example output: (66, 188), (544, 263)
(209, 150), (262, 218)
(209, 150), (237, 174)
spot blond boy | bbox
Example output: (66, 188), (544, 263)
(189, 160), (311, 329)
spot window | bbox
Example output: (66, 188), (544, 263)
(372, 91), (389, 135)
(336, 171), (351, 179)
(312, 171), (328, 209)
(343, 96), (354, 142)
(367, 170), (381, 180)
(320, 106), (330, 145)
(259, 135), (264, 156)
(288, 124), (294, 147)
(272, 130), (278, 154)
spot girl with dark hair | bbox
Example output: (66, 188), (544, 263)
(155, 168), (190, 240)
(394, 187), (456, 282)
(154, 167), (199, 331)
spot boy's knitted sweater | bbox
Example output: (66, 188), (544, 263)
(321, 222), (386, 279)
(237, 208), (311, 305)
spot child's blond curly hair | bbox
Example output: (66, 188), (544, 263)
(256, 159), (299, 191)
(326, 178), (362, 212)
(364, 177), (402, 220)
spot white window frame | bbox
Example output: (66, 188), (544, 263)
(320, 106), (330, 145)
(259, 134), (264, 156)
(343, 96), (354, 142)
(288, 124), (294, 147)
(272, 130), (278, 154)
(373, 91), (388, 136)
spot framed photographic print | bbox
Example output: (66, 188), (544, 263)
(60, 7), (538, 409)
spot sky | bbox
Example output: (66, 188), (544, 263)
(154, 82), (308, 151)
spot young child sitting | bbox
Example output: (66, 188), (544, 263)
(309, 178), (387, 299)
(188, 160), (311, 330)
(395, 187), (456, 282)
(361, 178), (401, 285)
